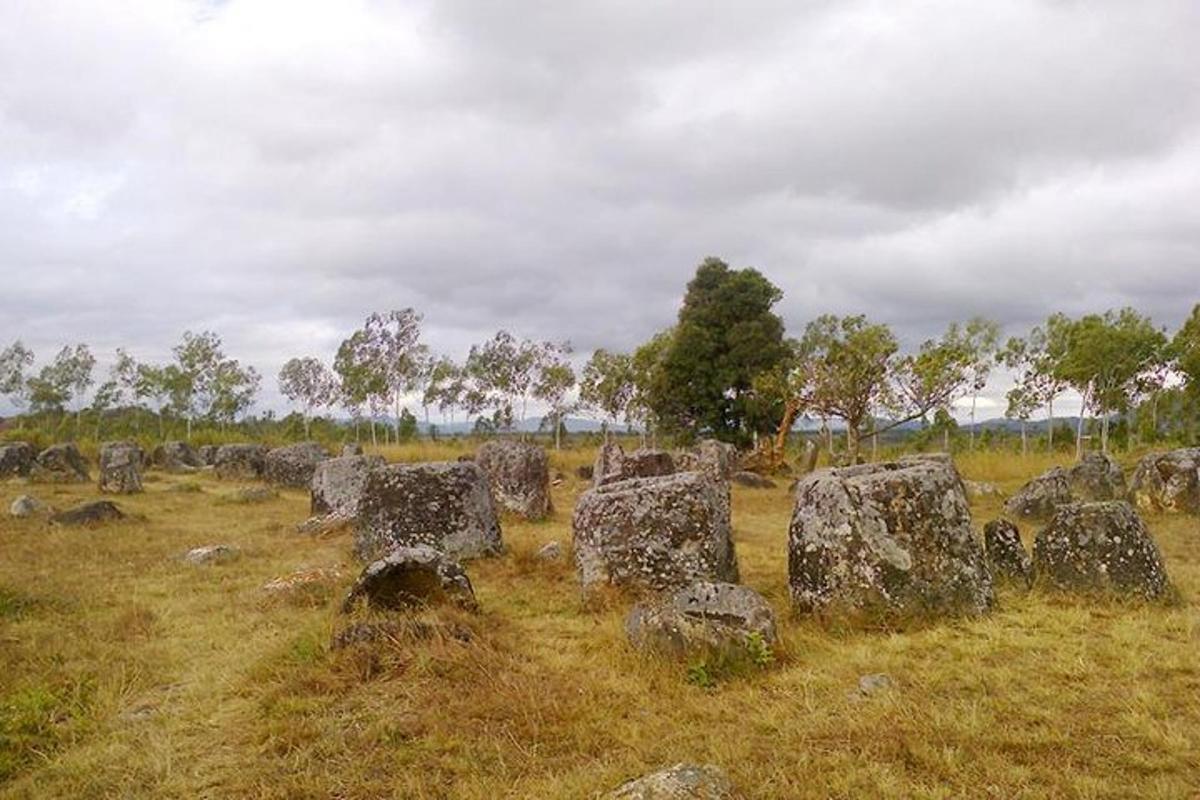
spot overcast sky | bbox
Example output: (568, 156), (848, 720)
(2, 0), (1199, 418)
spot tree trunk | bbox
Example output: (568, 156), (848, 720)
(1101, 413), (1109, 454)
(1047, 397), (1054, 452)
(846, 426), (860, 464)
(773, 400), (801, 469)
(554, 414), (562, 450)
(1075, 386), (1089, 461)
(186, 416), (192, 442)
(1021, 420), (1027, 456)
(370, 419), (377, 447)
(871, 431), (878, 462)
(969, 392), (977, 450)
(942, 427), (949, 453)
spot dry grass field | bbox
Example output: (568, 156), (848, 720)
(1, 444), (1197, 798)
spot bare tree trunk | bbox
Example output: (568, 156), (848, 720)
(943, 427), (949, 453)
(1101, 413), (1109, 454)
(1047, 397), (1054, 452)
(186, 415), (192, 442)
(1021, 419), (1027, 456)
(773, 400), (801, 469)
(1075, 386), (1090, 461)
(554, 414), (562, 451)
(969, 392), (977, 450)
(846, 426), (860, 464)
(370, 419), (377, 447)
(871, 431), (878, 462)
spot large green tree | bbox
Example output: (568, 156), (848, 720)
(646, 258), (788, 444)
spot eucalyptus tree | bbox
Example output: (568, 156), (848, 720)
(24, 344), (95, 434)
(209, 359), (260, 429)
(339, 310), (427, 442)
(463, 330), (542, 435)
(278, 356), (336, 438)
(579, 348), (635, 441)
(957, 317), (1001, 450)
(424, 356), (467, 427)
(0, 341), (34, 409)
(998, 315), (1071, 452)
(334, 328), (385, 445)
(533, 342), (576, 450)
(1054, 308), (1167, 455)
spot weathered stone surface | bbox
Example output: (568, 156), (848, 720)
(263, 442), (327, 489)
(606, 764), (735, 800)
(50, 500), (124, 526)
(964, 480), (1003, 499)
(731, 471), (775, 489)
(983, 518), (1031, 585)
(152, 441), (200, 473)
(31, 443), (90, 483)
(1006, 454), (1126, 519)
(1128, 448), (1200, 514)
(9, 494), (51, 517)
(342, 545), (478, 612)
(626, 581), (776, 657)
(197, 445), (219, 466)
(342, 443), (364, 456)
(575, 464), (594, 480)
(261, 566), (344, 597)
(214, 444), (268, 480)
(311, 454), (385, 516)
(475, 440), (552, 519)
(184, 545), (240, 565)
(594, 443), (677, 487)
(0, 442), (36, 478)
(98, 441), (144, 494)
(233, 486), (277, 503)
(853, 673), (895, 699)
(788, 459), (994, 618)
(354, 461), (502, 561)
(1033, 501), (1171, 599)
(573, 472), (738, 596)
(677, 439), (737, 482)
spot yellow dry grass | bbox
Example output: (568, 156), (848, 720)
(0, 444), (1198, 799)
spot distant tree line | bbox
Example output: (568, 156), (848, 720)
(3, 257), (1199, 458)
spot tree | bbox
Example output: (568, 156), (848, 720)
(1004, 383), (1039, 456)
(958, 317), (1001, 450)
(631, 331), (673, 444)
(0, 341), (34, 409)
(334, 329), (385, 446)
(1172, 304), (1200, 442)
(776, 315), (975, 462)
(579, 349), (635, 441)
(25, 344), (95, 434)
(172, 331), (223, 439)
(278, 357), (335, 438)
(208, 359), (260, 428)
(533, 342), (576, 450)
(646, 258), (788, 444)
(1054, 308), (1167, 456)
(999, 315), (1071, 453)
(463, 330), (541, 435)
(424, 356), (467, 427)
(336, 310), (427, 443)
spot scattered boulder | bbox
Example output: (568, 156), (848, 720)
(197, 445), (219, 466)
(9, 494), (51, 517)
(625, 581), (776, 657)
(731, 471), (775, 489)
(295, 513), (354, 536)
(152, 441), (200, 473)
(263, 442), (327, 489)
(964, 480), (1003, 499)
(983, 518), (1032, 585)
(853, 673), (895, 699)
(184, 545), (240, 565)
(1033, 501), (1171, 599)
(354, 461), (502, 561)
(31, 443), (89, 483)
(788, 458), (994, 618)
(214, 444), (268, 480)
(342, 443), (365, 456)
(676, 439), (737, 482)
(311, 454), (385, 517)
(342, 545), (478, 612)
(1006, 454), (1127, 519)
(233, 486), (277, 503)
(0, 442), (36, 478)
(50, 500), (124, 527)
(536, 540), (563, 561)
(594, 443), (676, 487)
(573, 472), (738, 596)
(98, 441), (144, 494)
(475, 440), (552, 520)
(1128, 448), (1200, 514)
(605, 764), (735, 800)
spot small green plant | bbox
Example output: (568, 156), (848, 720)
(686, 661), (715, 689)
(744, 632), (775, 668)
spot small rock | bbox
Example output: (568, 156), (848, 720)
(983, 518), (1032, 585)
(31, 443), (90, 483)
(0, 442), (36, 478)
(964, 480), (1003, 499)
(855, 673), (895, 697)
(626, 581), (776, 658)
(731, 471), (775, 489)
(342, 443), (364, 456)
(536, 541), (563, 561)
(9, 494), (51, 518)
(606, 763), (735, 799)
(98, 441), (144, 494)
(342, 545), (478, 613)
(295, 513), (353, 536)
(50, 500), (124, 527)
(234, 486), (278, 503)
(262, 566), (343, 596)
(184, 545), (240, 565)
